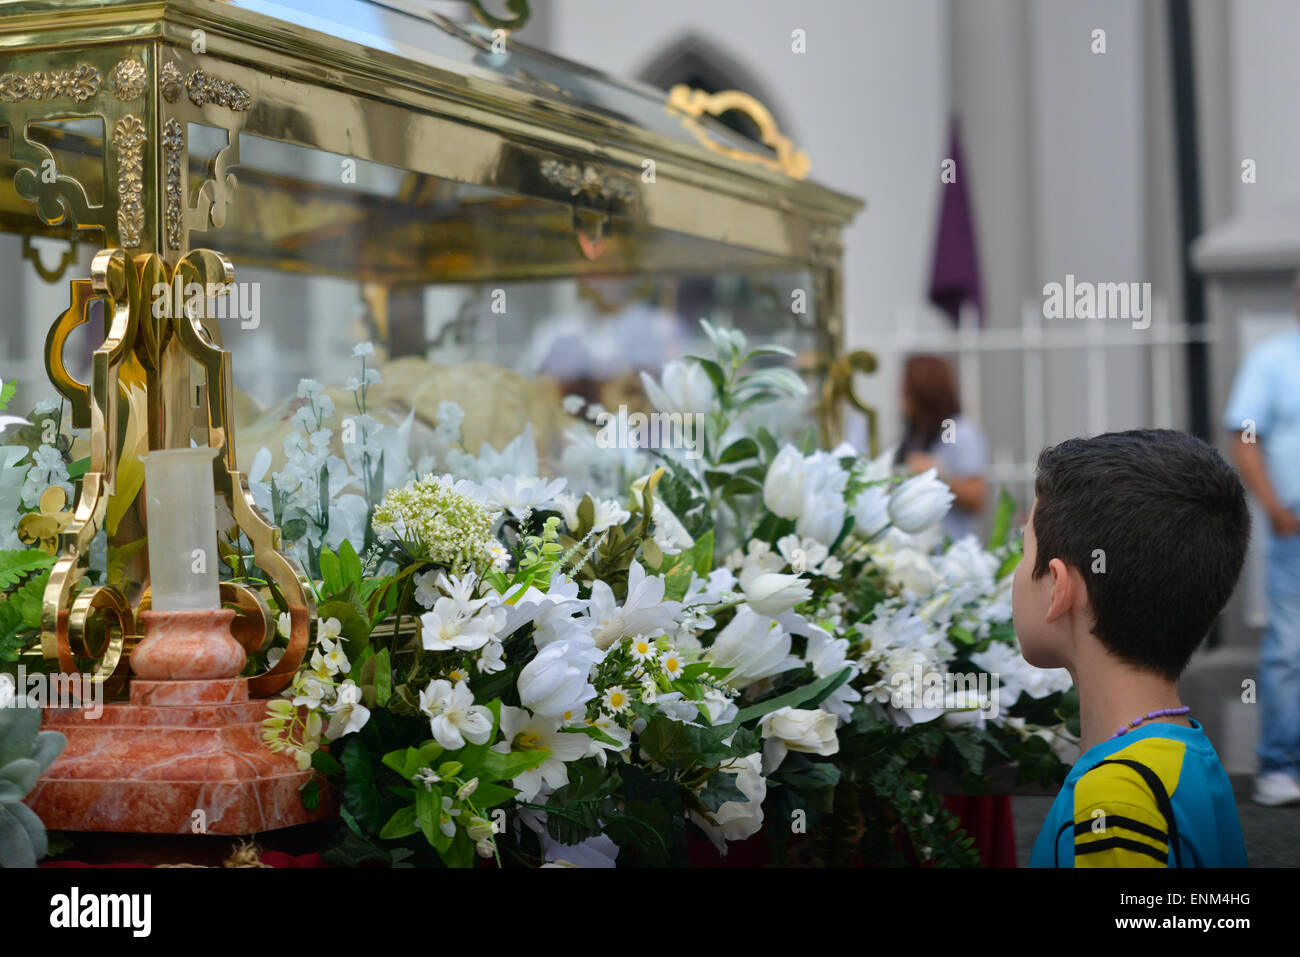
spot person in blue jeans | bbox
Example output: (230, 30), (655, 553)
(1224, 309), (1300, 807)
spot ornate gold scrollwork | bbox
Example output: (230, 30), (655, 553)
(0, 63), (100, 103)
(191, 128), (240, 232)
(42, 248), (134, 690)
(112, 115), (146, 247)
(820, 350), (881, 458)
(41, 248), (315, 698)
(13, 144), (99, 233)
(184, 69), (251, 112)
(162, 118), (184, 248)
(21, 235), (79, 283)
(667, 85), (811, 180)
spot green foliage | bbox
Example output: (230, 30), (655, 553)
(0, 697), (66, 867)
(0, 550), (53, 591)
(0, 569), (50, 664)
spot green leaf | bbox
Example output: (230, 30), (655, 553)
(560, 724), (623, 748)
(316, 593), (372, 650)
(641, 536), (663, 570)
(997, 551), (1022, 580)
(319, 547), (343, 598)
(697, 769), (746, 812)
(467, 780), (517, 810)
(718, 437), (759, 464)
(379, 804), (419, 840)
(371, 647), (391, 706)
(311, 748), (343, 775)
(340, 736), (384, 834)
(478, 747), (550, 783)
(415, 783), (446, 849)
(741, 345), (797, 362)
(65, 456), (90, 481)
(0, 549), (53, 591)
(731, 667), (852, 727)
(338, 538), (363, 588)
(692, 358), (728, 397)
(733, 367), (808, 398)
(989, 489), (1018, 549)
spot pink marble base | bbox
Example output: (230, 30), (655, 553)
(132, 608), (245, 679)
(27, 677), (334, 835)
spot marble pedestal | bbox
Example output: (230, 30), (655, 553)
(27, 676), (331, 834)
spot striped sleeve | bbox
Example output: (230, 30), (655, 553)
(1072, 799), (1170, 867)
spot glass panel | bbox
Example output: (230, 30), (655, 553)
(226, 0), (775, 158)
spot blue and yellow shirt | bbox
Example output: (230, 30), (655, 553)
(1029, 720), (1247, 867)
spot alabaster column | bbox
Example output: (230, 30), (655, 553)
(132, 448), (245, 680)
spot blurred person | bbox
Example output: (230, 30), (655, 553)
(895, 355), (988, 542)
(1224, 285), (1300, 807)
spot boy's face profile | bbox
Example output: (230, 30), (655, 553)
(1012, 501), (1069, 671)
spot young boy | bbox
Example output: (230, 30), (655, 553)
(1020, 430), (1250, 867)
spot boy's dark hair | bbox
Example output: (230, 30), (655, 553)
(1032, 429), (1250, 680)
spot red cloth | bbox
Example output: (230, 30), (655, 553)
(40, 852), (328, 868)
(942, 794), (1017, 867)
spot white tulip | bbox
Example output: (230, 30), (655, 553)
(640, 359), (716, 415)
(763, 445), (806, 519)
(689, 752), (767, 854)
(851, 485), (891, 538)
(706, 607), (801, 688)
(794, 451), (848, 544)
(887, 468), (954, 533)
(760, 706), (839, 772)
(739, 567), (811, 616)
(518, 639), (602, 717)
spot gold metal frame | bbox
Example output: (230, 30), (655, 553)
(41, 247), (313, 697)
(1, 1), (871, 694)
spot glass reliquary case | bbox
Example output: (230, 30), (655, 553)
(0, 0), (863, 695)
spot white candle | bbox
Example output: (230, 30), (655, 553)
(144, 447), (221, 611)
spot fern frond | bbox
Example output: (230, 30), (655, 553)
(0, 548), (53, 592)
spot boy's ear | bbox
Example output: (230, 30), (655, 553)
(1044, 557), (1083, 624)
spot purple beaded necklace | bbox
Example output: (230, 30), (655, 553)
(1110, 706), (1191, 740)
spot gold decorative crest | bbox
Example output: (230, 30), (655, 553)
(112, 115), (146, 247)
(163, 118), (184, 250)
(667, 85), (811, 180)
(109, 58), (147, 101)
(0, 63), (100, 103)
(160, 61), (183, 102)
(539, 159), (635, 204)
(184, 69), (251, 111)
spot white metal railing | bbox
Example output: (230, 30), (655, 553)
(868, 297), (1216, 495)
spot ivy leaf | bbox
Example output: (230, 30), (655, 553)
(697, 769), (746, 812)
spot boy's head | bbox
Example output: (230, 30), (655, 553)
(1013, 429), (1250, 680)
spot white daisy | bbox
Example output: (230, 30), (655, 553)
(627, 635), (657, 663)
(602, 685), (631, 714)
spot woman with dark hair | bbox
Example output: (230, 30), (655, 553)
(896, 355), (989, 541)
